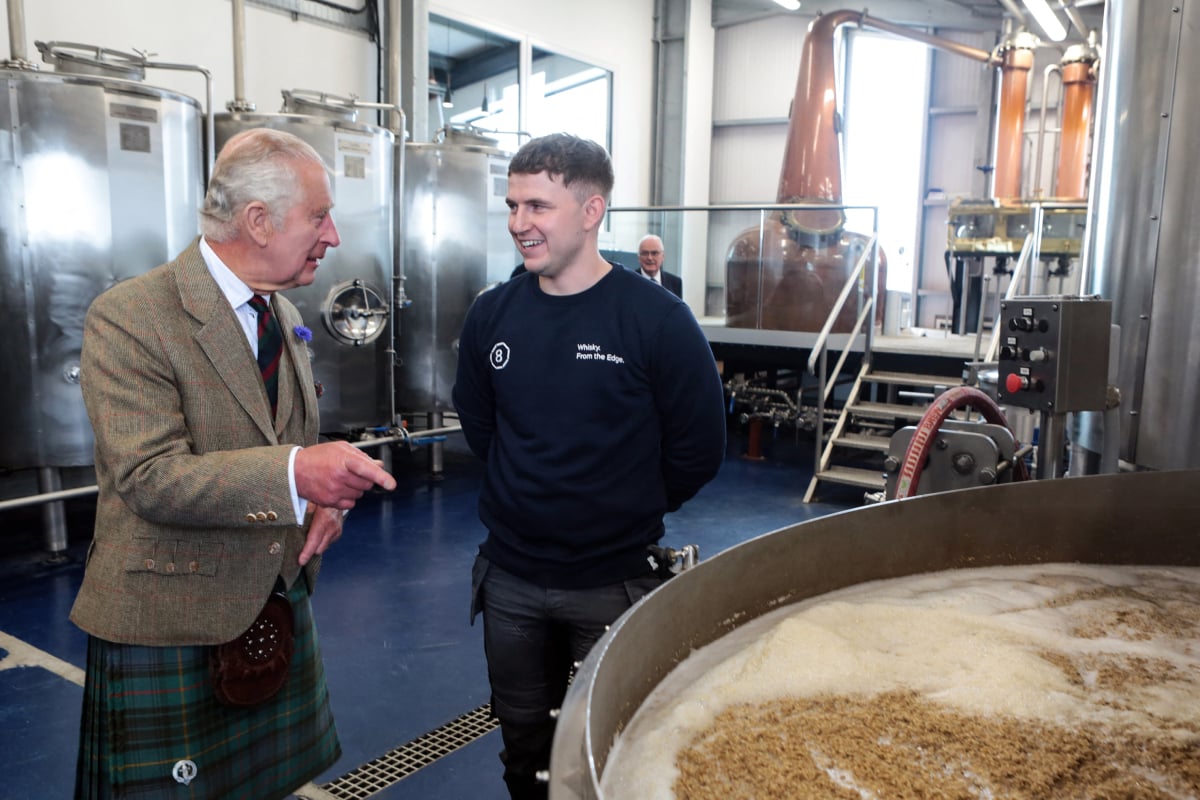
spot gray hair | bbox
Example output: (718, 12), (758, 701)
(200, 128), (329, 242)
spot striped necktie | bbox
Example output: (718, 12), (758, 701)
(248, 294), (283, 415)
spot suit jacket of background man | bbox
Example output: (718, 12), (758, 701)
(70, 238), (322, 647)
(638, 267), (683, 299)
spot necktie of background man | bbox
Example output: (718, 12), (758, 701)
(248, 294), (283, 415)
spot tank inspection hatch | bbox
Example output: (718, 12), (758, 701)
(321, 280), (389, 347)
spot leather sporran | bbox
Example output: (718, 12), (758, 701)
(211, 591), (294, 707)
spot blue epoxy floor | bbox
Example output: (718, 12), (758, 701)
(0, 427), (856, 799)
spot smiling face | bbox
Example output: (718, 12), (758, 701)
(638, 235), (664, 278)
(506, 170), (600, 282)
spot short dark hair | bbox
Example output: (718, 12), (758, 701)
(509, 133), (614, 203)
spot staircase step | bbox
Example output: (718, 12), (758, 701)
(867, 370), (962, 389)
(848, 401), (930, 421)
(834, 432), (892, 452)
(815, 466), (887, 490)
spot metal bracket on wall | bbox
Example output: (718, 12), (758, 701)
(246, 0), (374, 37)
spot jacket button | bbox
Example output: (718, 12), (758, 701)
(268, 542), (282, 555)
(245, 513), (257, 523)
(266, 510), (278, 521)
(256, 512), (268, 522)
(189, 561), (200, 573)
(165, 562), (176, 573)
(144, 558), (155, 569)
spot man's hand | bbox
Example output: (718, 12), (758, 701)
(299, 504), (345, 566)
(294, 441), (397, 510)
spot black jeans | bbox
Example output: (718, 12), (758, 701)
(471, 556), (662, 800)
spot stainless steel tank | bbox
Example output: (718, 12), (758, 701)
(549, 469), (1200, 798)
(215, 108), (396, 434)
(0, 65), (203, 468)
(397, 132), (512, 413)
(1077, 0), (1200, 470)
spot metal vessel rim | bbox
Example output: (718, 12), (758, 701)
(405, 140), (512, 157)
(217, 110), (395, 139)
(0, 67), (202, 109)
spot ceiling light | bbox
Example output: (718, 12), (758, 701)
(1021, 0), (1067, 41)
(772, 0), (801, 10)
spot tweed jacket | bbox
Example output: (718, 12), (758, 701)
(70, 239), (323, 646)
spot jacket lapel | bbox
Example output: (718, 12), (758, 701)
(173, 240), (278, 442)
(273, 296), (318, 442)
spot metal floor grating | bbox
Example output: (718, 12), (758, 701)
(315, 703), (500, 799)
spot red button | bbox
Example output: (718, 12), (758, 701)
(1005, 373), (1026, 393)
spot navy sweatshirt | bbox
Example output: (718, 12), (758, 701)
(452, 263), (726, 588)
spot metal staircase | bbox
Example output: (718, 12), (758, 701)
(803, 365), (961, 502)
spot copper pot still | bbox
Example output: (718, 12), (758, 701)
(548, 469), (1200, 798)
(725, 11), (886, 333)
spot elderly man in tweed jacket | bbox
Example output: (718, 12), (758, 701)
(71, 128), (396, 800)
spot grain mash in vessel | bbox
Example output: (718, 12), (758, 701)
(601, 563), (1200, 799)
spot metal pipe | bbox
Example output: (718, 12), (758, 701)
(1057, 0), (1092, 39)
(996, 443), (1035, 475)
(859, 13), (996, 64)
(228, 0), (254, 111)
(996, 0), (1028, 26)
(385, 0), (404, 134)
(339, 95), (407, 431)
(7, 0), (28, 64)
(1099, 324), (1121, 474)
(0, 484), (98, 513)
(1030, 203), (1045, 289)
(144, 59), (216, 181)
(38, 467), (68, 554)
(391, 133), (405, 428)
(984, 232), (1036, 363)
(349, 424), (462, 449)
(0, 426), (462, 514)
(973, 274), (992, 362)
(1034, 63), (1061, 199)
(428, 411), (444, 476)
(1038, 411), (1068, 478)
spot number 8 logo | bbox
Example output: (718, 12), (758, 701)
(490, 342), (511, 370)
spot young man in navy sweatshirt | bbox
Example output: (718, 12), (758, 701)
(453, 133), (726, 799)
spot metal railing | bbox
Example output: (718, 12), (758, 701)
(804, 234), (881, 478)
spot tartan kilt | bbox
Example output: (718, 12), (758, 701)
(75, 579), (341, 799)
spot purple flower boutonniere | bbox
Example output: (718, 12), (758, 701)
(293, 325), (312, 343)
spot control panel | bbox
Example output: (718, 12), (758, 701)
(996, 296), (1111, 412)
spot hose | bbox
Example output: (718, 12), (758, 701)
(893, 386), (1031, 499)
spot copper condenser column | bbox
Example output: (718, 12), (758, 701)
(1054, 43), (1098, 200)
(992, 32), (1036, 200)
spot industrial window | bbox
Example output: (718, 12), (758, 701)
(842, 31), (929, 293)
